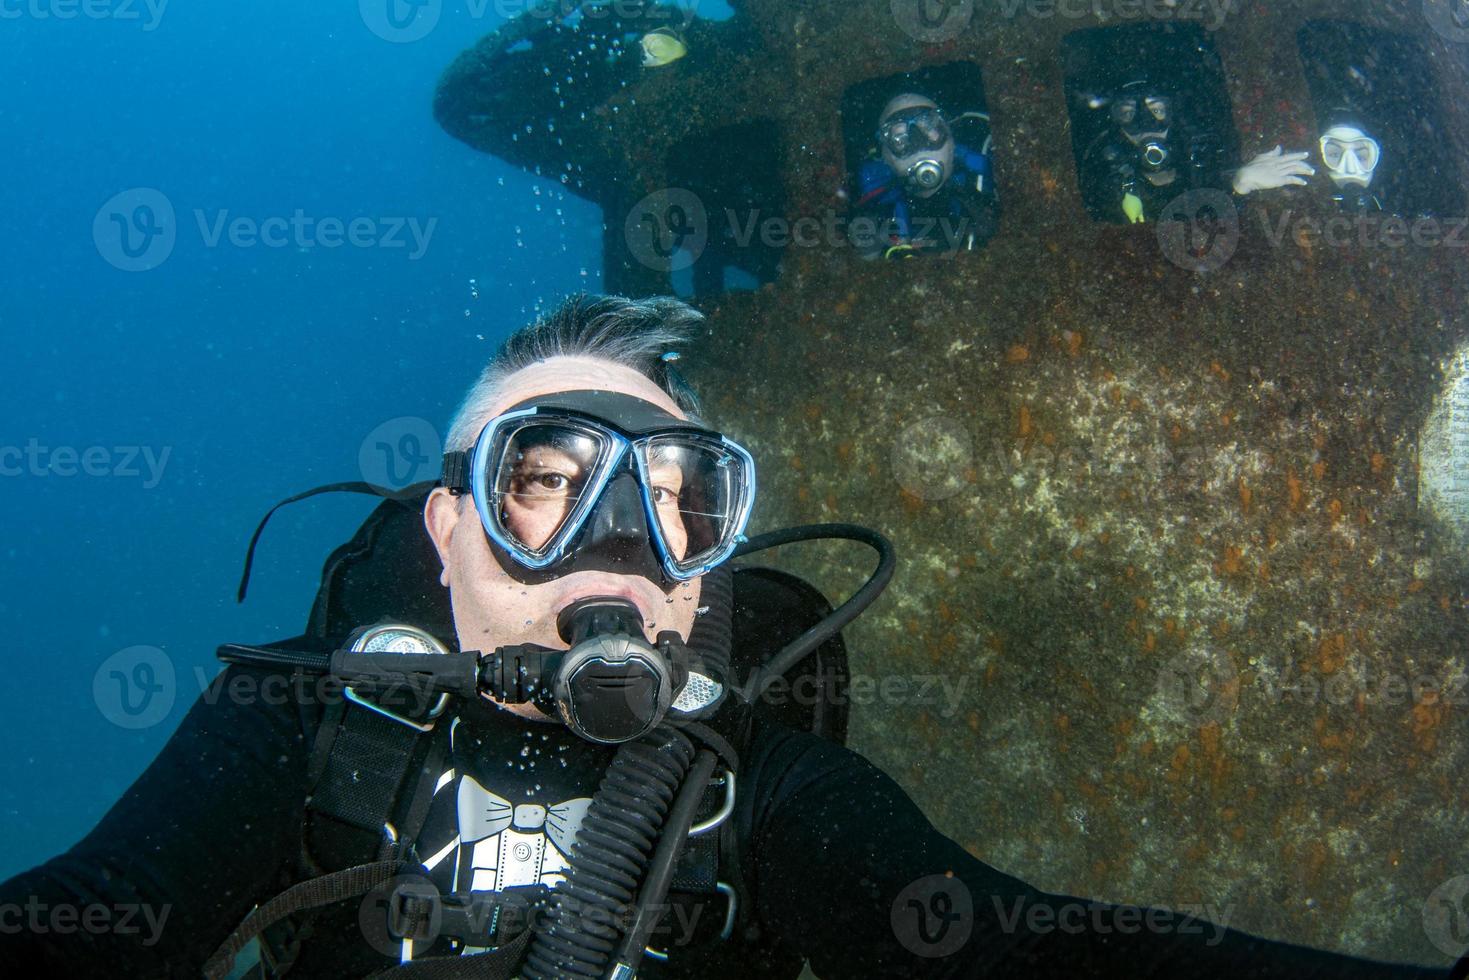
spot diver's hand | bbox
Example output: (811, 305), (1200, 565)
(1122, 193), (1145, 224)
(1232, 145), (1316, 195)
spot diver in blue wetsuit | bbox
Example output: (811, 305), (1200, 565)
(1, 295), (1464, 978)
(854, 93), (1000, 260)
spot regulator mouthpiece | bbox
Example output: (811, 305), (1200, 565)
(553, 598), (677, 744)
(909, 159), (945, 190)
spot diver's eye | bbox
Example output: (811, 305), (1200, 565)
(1145, 97), (1168, 122)
(1113, 101), (1137, 125)
(534, 472), (569, 492)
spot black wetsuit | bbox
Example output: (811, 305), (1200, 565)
(1083, 127), (1234, 224)
(0, 661), (1453, 979)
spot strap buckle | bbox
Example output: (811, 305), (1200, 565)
(688, 769), (735, 836)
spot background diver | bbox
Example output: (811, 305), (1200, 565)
(1315, 109), (1390, 213)
(1, 295), (1464, 978)
(853, 92), (1001, 260)
(1079, 77), (1317, 223)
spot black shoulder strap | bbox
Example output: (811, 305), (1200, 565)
(305, 701), (449, 870)
(207, 701), (450, 979)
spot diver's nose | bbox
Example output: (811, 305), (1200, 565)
(579, 471), (651, 564)
(1342, 151), (1364, 175)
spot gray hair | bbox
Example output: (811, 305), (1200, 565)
(445, 293), (706, 452)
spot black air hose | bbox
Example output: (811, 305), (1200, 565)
(522, 725), (696, 979)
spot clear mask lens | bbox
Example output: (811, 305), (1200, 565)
(491, 421), (609, 556)
(637, 435), (749, 572)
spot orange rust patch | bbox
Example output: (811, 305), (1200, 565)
(1370, 452), (1386, 475)
(1316, 633), (1347, 674)
(1065, 330), (1083, 357)
(1312, 460), (1327, 481)
(1209, 361), (1230, 382)
(1287, 470), (1304, 511)
(1017, 404), (1033, 439)
(1411, 700), (1446, 753)
(1006, 344), (1030, 364)
(1216, 545), (1245, 577)
(1166, 743), (1191, 782)
(1238, 478), (1252, 515)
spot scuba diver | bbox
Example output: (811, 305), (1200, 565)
(1315, 110), (1388, 213)
(853, 93), (1001, 260)
(1, 294), (1463, 979)
(1078, 77), (1316, 223)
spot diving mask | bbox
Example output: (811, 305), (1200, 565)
(442, 390), (756, 586)
(878, 106), (952, 159)
(1319, 125), (1381, 188)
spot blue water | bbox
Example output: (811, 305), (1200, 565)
(0, 2), (629, 876)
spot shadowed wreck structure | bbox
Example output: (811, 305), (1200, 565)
(437, 0), (1469, 966)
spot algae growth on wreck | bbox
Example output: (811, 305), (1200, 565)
(435, 0), (1469, 966)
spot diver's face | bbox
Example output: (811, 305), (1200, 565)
(1113, 94), (1170, 142)
(1320, 125), (1380, 188)
(425, 356), (703, 717)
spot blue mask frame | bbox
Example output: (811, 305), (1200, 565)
(462, 403), (757, 582)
